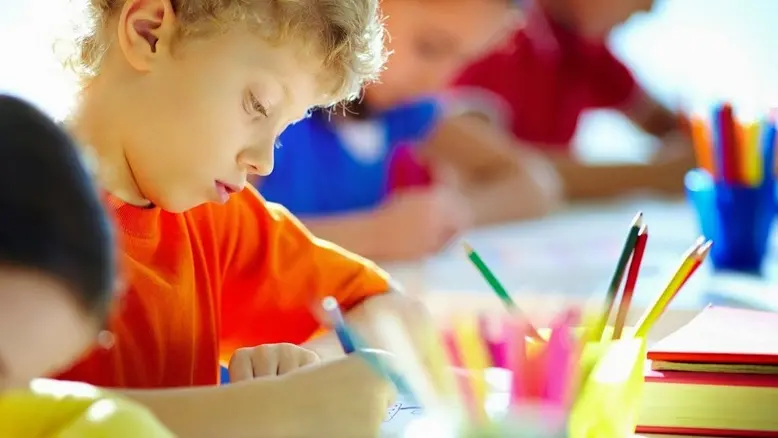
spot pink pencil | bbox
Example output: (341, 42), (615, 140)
(479, 313), (508, 368)
(506, 317), (529, 406)
(544, 309), (580, 406)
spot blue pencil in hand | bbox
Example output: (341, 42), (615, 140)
(320, 297), (417, 402)
(322, 296), (356, 353)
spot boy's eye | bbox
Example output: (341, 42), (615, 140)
(244, 91), (269, 118)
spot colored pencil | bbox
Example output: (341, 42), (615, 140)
(593, 212), (643, 340)
(677, 238), (711, 291)
(452, 316), (491, 422)
(612, 224), (648, 340)
(343, 324), (418, 400)
(506, 317), (529, 405)
(463, 242), (542, 341)
(740, 120), (761, 186)
(761, 117), (777, 185)
(420, 322), (460, 404)
(322, 296), (355, 353)
(690, 115), (715, 174)
(634, 238), (711, 337)
(544, 309), (580, 406)
(713, 103), (739, 183)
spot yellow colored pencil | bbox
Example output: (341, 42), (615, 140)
(634, 238), (710, 337)
(453, 316), (490, 421)
(421, 324), (460, 404)
(741, 121), (762, 186)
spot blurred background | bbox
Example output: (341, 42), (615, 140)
(2, 0), (776, 160)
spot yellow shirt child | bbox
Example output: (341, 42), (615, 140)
(0, 380), (173, 438)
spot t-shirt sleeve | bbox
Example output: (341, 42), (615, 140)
(217, 187), (391, 353)
(587, 46), (640, 110)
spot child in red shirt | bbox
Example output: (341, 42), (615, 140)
(454, 0), (695, 199)
(56, 0), (425, 436)
(258, 0), (563, 262)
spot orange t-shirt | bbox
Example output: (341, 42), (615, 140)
(55, 187), (389, 388)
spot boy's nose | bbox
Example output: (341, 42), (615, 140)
(239, 146), (274, 176)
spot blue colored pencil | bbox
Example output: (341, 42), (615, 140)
(320, 297), (417, 401)
(761, 118), (777, 186)
(322, 296), (356, 354)
(345, 325), (418, 400)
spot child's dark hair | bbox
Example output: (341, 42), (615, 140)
(0, 94), (115, 319)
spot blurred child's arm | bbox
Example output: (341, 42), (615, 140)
(419, 113), (563, 224)
(217, 187), (431, 360)
(430, 112), (690, 201)
(623, 91), (685, 139)
(119, 379), (305, 437)
(546, 151), (692, 199)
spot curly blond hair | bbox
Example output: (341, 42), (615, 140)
(66, 0), (387, 103)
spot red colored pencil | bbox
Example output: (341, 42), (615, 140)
(613, 225), (648, 340)
(717, 103), (740, 183)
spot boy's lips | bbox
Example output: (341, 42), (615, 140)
(214, 180), (243, 203)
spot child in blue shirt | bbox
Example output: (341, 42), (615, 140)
(259, 0), (562, 261)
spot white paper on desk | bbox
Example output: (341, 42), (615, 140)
(380, 394), (424, 437)
(379, 369), (511, 437)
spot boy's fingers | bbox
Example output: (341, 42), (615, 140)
(299, 350), (321, 367)
(277, 356), (299, 375)
(227, 349), (256, 382)
(253, 348), (280, 376)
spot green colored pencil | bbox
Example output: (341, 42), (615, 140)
(593, 211), (643, 340)
(463, 242), (542, 341)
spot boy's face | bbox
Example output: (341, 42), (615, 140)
(563, 0), (655, 39)
(111, 0), (328, 212)
(365, 0), (515, 110)
(0, 267), (96, 389)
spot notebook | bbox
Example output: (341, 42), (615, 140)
(636, 365), (778, 437)
(648, 306), (778, 374)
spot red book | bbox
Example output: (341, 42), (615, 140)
(637, 366), (778, 437)
(636, 307), (778, 436)
(648, 306), (778, 373)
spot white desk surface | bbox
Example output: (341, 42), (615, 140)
(383, 195), (778, 342)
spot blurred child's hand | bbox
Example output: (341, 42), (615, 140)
(228, 343), (320, 380)
(273, 354), (395, 436)
(373, 186), (472, 260)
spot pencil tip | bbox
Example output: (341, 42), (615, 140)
(462, 242), (473, 252)
(632, 211), (644, 226)
(696, 240), (713, 259)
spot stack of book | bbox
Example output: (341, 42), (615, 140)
(636, 306), (778, 437)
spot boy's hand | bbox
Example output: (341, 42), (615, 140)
(228, 343), (320, 380)
(374, 186), (471, 261)
(273, 354), (396, 437)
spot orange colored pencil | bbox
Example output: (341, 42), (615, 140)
(690, 116), (715, 174)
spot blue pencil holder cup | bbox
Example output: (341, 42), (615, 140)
(685, 168), (776, 273)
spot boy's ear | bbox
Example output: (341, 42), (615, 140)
(117, 0), (177, 72)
